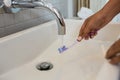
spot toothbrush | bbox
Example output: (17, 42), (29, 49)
(58, 38), (82, 53)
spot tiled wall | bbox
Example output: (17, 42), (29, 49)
(0, 0), (68, 38)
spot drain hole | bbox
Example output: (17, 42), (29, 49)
(36, 62), (53, 71)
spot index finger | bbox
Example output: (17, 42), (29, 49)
(78, 20), (87, 38)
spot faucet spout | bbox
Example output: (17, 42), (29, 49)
(8, 0), (66, 35)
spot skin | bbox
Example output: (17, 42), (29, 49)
(77, 0), (120, 65)
(106, 39), (120, 65)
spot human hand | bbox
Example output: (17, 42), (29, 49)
(77, 0), (120, 41)
(106, 39), (120, 65)
(77, 11), (113, 41)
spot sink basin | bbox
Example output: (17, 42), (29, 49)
(0, 19), (120, 80)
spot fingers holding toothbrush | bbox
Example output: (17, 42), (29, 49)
(77, 9), (114, 41)
(77, 16), (100, 41)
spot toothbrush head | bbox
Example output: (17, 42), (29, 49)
(58, 45), (68, 53)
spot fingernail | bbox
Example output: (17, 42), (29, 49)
(77, 36), (82, 42)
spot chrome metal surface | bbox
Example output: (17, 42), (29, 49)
(4, 0), (66, 35)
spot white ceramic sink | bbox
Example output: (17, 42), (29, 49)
(0, 19), (120, 80)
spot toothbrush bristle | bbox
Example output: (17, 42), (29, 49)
(58, 45), (68, 53)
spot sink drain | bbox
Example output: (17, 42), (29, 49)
(36, 62), (53, 71)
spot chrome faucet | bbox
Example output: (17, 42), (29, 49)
(3, 0), (66, 35)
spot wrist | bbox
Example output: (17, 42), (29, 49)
(100, 0), (120, 21)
